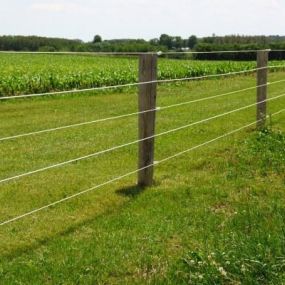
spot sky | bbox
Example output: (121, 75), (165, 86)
(0, 0), (284, 41)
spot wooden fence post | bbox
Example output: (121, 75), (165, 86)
(138, 54), (158, 187)
(256, 50), (269, 129)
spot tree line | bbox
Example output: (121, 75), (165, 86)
(0, 34), (285, 60)
(194, 35), (285, 60)
(0, 35), (84, 52)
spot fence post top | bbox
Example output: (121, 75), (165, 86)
(258, 49), (271, 53)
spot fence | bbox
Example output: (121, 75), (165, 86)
(0, 50), (285, 227)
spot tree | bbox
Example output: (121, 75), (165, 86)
(173, 36), (183, 49)
(149, 38), (159, 46)
(159, 34), (173, 49)
(188, 35), (198, 49)
(93, 35), (102, 44)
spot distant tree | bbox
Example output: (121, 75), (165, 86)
(159, 34), (173, 49)
(2, 34), (285, 58)
(0, 35), (83, 51)
(182, 39), (188, 48)
(149, 38), (159, 46)
(173, 36), (183, 49)
(188, 35), (198, 49)
(93, 35), (102, 44)
(38, 46), (56, 52)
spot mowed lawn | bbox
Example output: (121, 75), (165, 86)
(0, 71), (285, 284)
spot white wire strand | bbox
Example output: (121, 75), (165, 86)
(269, 50), (285, 52)
(0, 51), (146, 56)
(0, 49), (279, 55)
(157, 112), (283, 164)
(0, 107), (159, 142)
(160, 50), (270, 55)
(1, 65), (284, 101)
(160, 79), (285, 110)
(0, 50), (262, 56)
(2, 79), (285, 142)
(1, 93), (285, 185)
(0, 108), (284, 227)
(270, 108), (285, 116)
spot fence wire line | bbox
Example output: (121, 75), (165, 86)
(1, 65), (284, 101)
(1, 93), (285, 185)
(270, 108), (285, 116)
(269, 50), (285, 52)
(2, 79), (285, 142)
(1, 49), (282, 56)
(0, 50), (268, 56)
(160, 49), (271, 55)
(0, 107), (159, 142)
(1, 108), (284, 227)
(0, 51), (145, 56)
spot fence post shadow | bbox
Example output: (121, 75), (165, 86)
(116, 184), (146, 198)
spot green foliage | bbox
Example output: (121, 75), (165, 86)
(195, 41), (285, 61)
(159, 34), (188, 50)
(2, 54), (283, 97)
(188, 35), (198, 49)
(38, 46), (56, 52)
(245, 128), (285, 175)
(159, 34), (174, 49)
(92, 35), (102, 44)
(169, 130), (285, 285)
(89, 39), (165, 53)
(0, 35), (165, 53)
(174, 227), (285, 284)
(1, 35), (285, 61)
(0, 35), (83, 52)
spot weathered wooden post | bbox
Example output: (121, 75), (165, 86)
(256, 50), (270, 129)
(138, 54), (158, 187)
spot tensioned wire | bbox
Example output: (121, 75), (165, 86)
(0, 50), (267, 56)
(1, 49), (283, 56)
(0, 108), (284, 227)
(1, 79), (285, 142)
(1, 65), (284, 101)
(162, 49), (285, 54)
(160, 49), (271, 55)
(0, 51), (145, 56)
(1, 93), (285, 185)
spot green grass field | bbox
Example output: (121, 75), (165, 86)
(0, 58), (285, 284)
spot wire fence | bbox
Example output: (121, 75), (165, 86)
(1, 92), (285, 185)
(2, 79), (285, 143)
(0, 50), (284, 227)
(0, 108), (284, 227)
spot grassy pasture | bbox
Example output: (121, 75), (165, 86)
(0, 56), (285, 284)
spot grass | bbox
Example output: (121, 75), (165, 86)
(0, 70), (284, 284)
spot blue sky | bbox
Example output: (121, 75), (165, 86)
(0, 0), (284, 41)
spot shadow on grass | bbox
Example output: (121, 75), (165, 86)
(1, 209), (113, 261)
(1, 185), (146, 261)
(116, 185), (145, 198)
